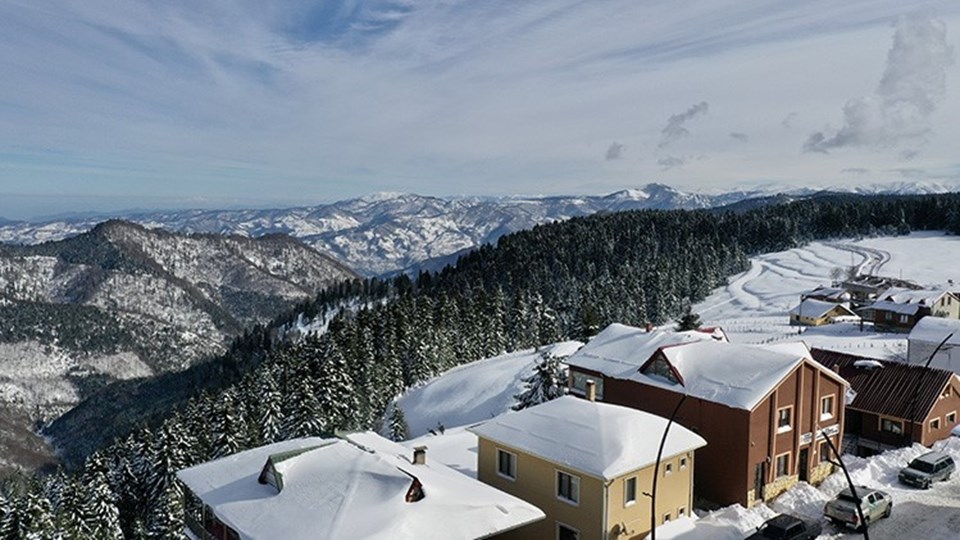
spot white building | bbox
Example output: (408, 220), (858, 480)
(908, 317), (960, 373)
(176, 432), (544, 540)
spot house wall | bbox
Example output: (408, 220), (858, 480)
(477, 438), (604, 540)
(605, 451), (696, 540)
(931, 294), (960, 319)
(590, 371), (752, 507)
(747, 362), (842, 504)
(873, 308), (929, 331)
(921, 376), (960, 446)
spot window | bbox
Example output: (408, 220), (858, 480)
(775, 452), (791, 478)
(930, 417), (941, 431)
(557, 523), (579, 540)
(680, 456), (688, 470)
(678, 506), (687, 517)
(570, 371), (604, 399)
(497, 449), (517, 480)
(820, 395), (835, 420)
(624, 477), (637, 506)
(664, 462), (673, 476)
(899, 314), (909, 323)
(947, 411), (957, 424)
(643, 357), (680, 385)
(663, 512), (672, 523)
(942, 386), (952, 399)
(819, 441), (831, 464)
(880, 417), (904, 435)
(885, 311), (893, 321)
(557, 471), (580, 505)
(777, 406), (793, 432)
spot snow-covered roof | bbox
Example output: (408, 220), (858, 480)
(636, 341), (847, 411)
(176, 433), (544, 540)
(565, 323), (726, 379)
(867, 300), (925, 315)
(788, 299), (856, 319)
(467, 395), (706, 480)
(909, 317), (960, 346)
(879, 287), (952, 305)
(802, 286), (851, 301)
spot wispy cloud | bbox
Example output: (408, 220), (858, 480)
(659, 102), (709, 148)
(803, 16), (954, 154)
(605, 142), (625, 160)
(729, 132), (749, 142)
(2, 1), (960, 218)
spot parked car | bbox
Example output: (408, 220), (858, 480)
(823, 485), (892, 530)
(746, 513), (822, 540)
(898, 451), (955, 488)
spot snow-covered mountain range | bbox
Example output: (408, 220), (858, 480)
(1, 182), (957, 277)
(0, 220), (358, 472)
(1, 182), (950, 277)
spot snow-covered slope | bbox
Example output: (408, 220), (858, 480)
(0, 220), (358, 473)
(5, 182), (952, 276)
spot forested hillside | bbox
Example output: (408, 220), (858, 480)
(2, 193), (959, 538)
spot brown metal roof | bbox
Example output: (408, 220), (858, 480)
(810, 348), (954, 423)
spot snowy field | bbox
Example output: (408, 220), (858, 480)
(695, 231), (960, 360)
(395, 232), (960, 540)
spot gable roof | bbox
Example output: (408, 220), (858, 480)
(789, 299), (857, 319)
(802, 286), (851, 302)
(642, 341), (846, 411)
(565, 323), (726, 379)
(467, 396), (706, 480)
(877, 287), (953, 305)
(176, 433), (544, 540)
(810, 349), (956, 423)
(865, 300), (927, 316)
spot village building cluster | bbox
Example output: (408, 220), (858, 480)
(178, 307), (960, 540)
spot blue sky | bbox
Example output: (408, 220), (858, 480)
(2, 0), (960, 219)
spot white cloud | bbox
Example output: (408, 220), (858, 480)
(803, 16), (954, 154)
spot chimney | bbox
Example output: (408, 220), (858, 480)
(586, 380), (597, 402)
(645, 322), (654, 333)
(413, 446), (427, 465)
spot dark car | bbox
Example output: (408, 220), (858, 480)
(898, 451), (955, 489)
(746, 513), (822, 540)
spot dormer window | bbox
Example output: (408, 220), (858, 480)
(258, 462), (282, 492)
(406, 478), (425, 503)
(642, 357), (680, 385)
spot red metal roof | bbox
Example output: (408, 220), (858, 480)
(810, 348), (954, 423)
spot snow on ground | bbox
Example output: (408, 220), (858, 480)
(394, 341), (582, 438)
(695, 232), (960, 360)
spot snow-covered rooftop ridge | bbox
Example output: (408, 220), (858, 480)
(565, 323), (725, 379)
(468, 396), (706, 480)
(788, 298), (854, 318)
(879, 287), (952, 304)
(176, 433), (544, 540)
(909, 317), (960, 345)
(865, 300), (925, 315)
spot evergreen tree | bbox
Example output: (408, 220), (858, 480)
(388, 405), (409, 442)
(675, 304), (702, 331)
(513, 351), (566, 410)
(256, 366), (284, 445)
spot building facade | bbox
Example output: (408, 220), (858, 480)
(566, 324), (848, 507)
(470, 395), (706, 540)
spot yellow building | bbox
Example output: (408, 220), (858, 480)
(469, 392), (707, 540)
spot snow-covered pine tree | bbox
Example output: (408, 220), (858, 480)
(513, 351), (566, 411)
(675, 303), (702, 331)
(282, 378), (326, 438)
(256, 365), (284, 445)
(13, 488), (56, 540)
(210, 388), (248, 459)
(143, 483), (183, 540)
(388, 405), (409, 442)
(78, 462), (123, 540)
